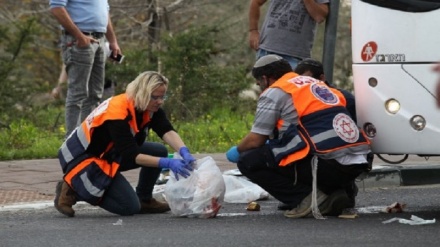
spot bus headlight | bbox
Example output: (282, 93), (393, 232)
(385, 99), (400, 114)
(410, 115), (426, 131)
(363, 122), (376, 138)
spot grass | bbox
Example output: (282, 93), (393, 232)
(0, 107), (255, 161)
(0, 119), (64, 160)
(150, 108), (254, 154)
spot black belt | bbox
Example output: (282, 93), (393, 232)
(62, 30), (105, 39)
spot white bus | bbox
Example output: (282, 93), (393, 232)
(351, 0), (440, 162)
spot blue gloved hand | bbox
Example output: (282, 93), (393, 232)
(179, 147), (196, 166)
(158, 158), (193, 180)
(226, 146), (240, 163)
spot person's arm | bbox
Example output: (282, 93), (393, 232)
(162, 130), (186, 152)
(104, 117), (191, 179)
(248, 0), (267, 50)
(50, 7), (94, 48)
(134, 131), (193, 180)
(105, 16), (121, 59)
(303, 0), (329, 23)
(150, 108), (195, 165)
(226, 93), (274, 163)
(134, 154), (162, 168)
(239, 90), (285, 152)
(237, 132), (268, 152)
(51, 64), (67, 99)
(149, 108), (186, 151)
(226, 131), (267, 163)
(101, 119), (159, 167)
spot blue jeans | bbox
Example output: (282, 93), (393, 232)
(98, 142), (168, 216)
(256, 48), (301, 70)
(61, 34), (106, 137)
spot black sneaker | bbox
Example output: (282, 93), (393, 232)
(318, 189), (351, 216)
(345, 181), (358, 208)
(139, 198), (170, 214)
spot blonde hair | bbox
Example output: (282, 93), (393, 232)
(125, 71), (169, 111)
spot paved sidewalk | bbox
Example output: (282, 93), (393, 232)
(0, 154), (235, 206)
(1, 154), (440, 206)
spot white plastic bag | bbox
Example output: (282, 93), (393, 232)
(223, 175), (269, 203)
(164, 156), (226, 218)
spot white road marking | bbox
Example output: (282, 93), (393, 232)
(0, 201), (88, 212)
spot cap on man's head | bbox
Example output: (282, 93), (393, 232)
(252, 54), (292, 80)
(253, 54), (284, 69)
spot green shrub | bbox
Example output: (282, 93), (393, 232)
(159, 26), (253, 121)
(0, 18), (37, 123)
(107, 25), (255, 121)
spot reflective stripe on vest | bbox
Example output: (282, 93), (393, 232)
(268, 73), (371, 166)
(299, 106), (370, 159)
(58, 124), (90, 173)
(268, 123), (310, 166)
(64, 157), (120, 205)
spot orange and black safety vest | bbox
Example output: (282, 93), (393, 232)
(57, 94), (151, 204)
(267, 73), (371, 166)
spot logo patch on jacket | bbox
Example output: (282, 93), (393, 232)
(310, 83), (339, 105)
(333, 113), (359, 143)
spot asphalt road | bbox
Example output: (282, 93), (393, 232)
(1, 184), (440, 247)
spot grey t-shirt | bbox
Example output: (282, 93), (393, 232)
(251, 88), (298, 139)
(259, 0), (330, 59)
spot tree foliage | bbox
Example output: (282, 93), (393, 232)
(0, 17), (38, 124)
(158, 26), (252, 120)
(0, 0), (353, 125)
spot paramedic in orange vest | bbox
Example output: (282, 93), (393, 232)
(54, 71), (196, 217)
(226, 55), (372, 218)
(292, 58), (375, 212)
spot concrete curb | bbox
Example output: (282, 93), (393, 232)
(357, 164), (440, 188)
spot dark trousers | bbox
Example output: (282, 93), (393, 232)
(237, 146), (369, 208)
(98, 142), (167, 215)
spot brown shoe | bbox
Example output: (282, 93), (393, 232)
(54, 181), (77, 217)
(139, 198), (170, 214)
(318, 189), (352, 216)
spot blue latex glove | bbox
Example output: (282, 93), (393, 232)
(179, 147), (196, 166)
(226, 146), (240, 163)
(159, 158), (193, 180)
